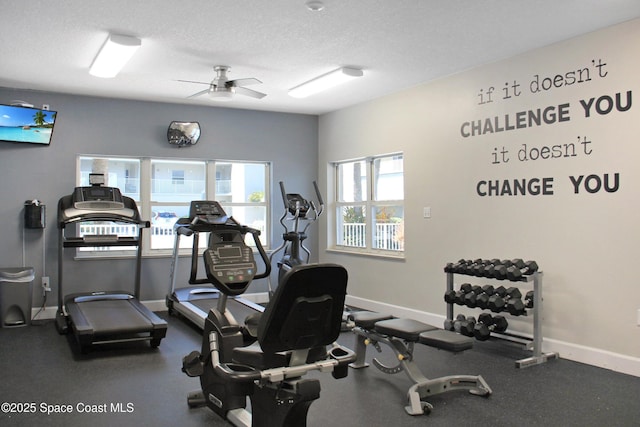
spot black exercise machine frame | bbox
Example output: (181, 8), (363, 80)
(268, 181), (324, 292)
(182, 263), (356, 427)
(167, 209), (268, 330)
(56, 192), (167, 352)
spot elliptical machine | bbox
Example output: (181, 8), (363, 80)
(268, 181), (324, 294)
(182, 202), (356, 427)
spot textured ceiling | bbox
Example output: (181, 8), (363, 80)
(1, 1), (639, 115)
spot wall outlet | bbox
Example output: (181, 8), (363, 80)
(423, 207), (431, 219)
(41, 276), (51, 292)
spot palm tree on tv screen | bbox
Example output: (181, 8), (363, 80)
(33, 110), (45, 127)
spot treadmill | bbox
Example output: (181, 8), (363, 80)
(55, 174), (167, 353)
(166, 200), (270, 330)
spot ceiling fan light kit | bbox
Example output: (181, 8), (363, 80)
(208, 89), (234, 101)
(89, 34), (141, 78)
(288, 67), (364, 98)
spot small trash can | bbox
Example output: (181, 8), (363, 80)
(0, 267), (35, 327)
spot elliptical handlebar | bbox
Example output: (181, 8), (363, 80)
(312, 180), (325, 217)
(268, 181), (325, 294)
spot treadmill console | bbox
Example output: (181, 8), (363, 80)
(189, 200), (228, 224)
(203, 241), (257, 296)
(72, 186), (125, 210)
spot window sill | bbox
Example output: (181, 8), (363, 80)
(326, 247), (405, 261)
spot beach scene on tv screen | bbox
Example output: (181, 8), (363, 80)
(0, 106), (56, 144)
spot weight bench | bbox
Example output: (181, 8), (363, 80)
(349, 311), (492, 416)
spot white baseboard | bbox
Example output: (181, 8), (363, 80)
(345, 295), (640, 378)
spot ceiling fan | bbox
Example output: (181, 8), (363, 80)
(182, 66), (266, 101)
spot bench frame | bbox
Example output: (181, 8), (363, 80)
(349, 314), (492, 415)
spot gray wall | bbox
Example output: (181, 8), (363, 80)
(318, 18), (640, 374)
(0, 88), (318, 305)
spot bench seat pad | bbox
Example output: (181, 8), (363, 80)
(350, 311), (393, 329)
(419, 329), (473, 352)
(374, 318), (438, 341)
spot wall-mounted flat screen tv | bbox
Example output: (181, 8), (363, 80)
(0, 104), (58, 146)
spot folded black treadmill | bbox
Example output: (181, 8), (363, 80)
(55, 176), (167, 353)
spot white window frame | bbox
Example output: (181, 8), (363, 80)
(332, 153), (404, 258)
(75, 155), (271, 258)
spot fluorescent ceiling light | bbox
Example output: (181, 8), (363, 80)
(288, 67), (363, 98)
(89, 34), (141, 78)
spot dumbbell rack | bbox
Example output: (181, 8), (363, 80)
(445, 267), (559, 368)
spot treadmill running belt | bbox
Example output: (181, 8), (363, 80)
(76, 299), (154, 335)
(191, 297), (261, 321)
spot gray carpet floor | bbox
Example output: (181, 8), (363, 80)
(1, 311), (639, 426)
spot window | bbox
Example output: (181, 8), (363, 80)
(334, 154), (404, 255)
(77, 155), (270, 257)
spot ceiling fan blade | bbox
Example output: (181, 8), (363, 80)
(177, 79), (210, 85)
(234, 86), (267, 99)
(229, 77), (262, 87)
(187, 88), (211, 99)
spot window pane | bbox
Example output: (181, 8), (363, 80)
(373, 206), (404, 251)
(338, 161), (368, 202)
(222, 206), (267, 246)
(151, 160), (206, 202)
(79, 157), (140, 200)
(77, 157), (141, 252)
(215, 162), (266, 203)
(150, 205), (197, 250)
(374, 155), (403, 201)
(337, 205), (366, 248)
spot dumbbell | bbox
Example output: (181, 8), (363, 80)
(506, 260), (539, 281)
(497, 287), (527, 316)
(443, 283), (472, 306)
(473, 313), (509, 341)
(475, 285), (495, 310)
(459, 258), (483, 275)
(481, 259), (506, 278)
(492, 259), (524, 280)
(458, 316), (477, 337)
(444, 314), (475, 334)
(455, 283), (473, 305)
(463, 285), (484, 308)
(470, 259), (492, 276)
(443, 289), (457, 304)
(524, 290), (534, 308)
(474, 258), (504, 277)
(506, 293), (527, 316)
(487, 286), (522, 313)
(444, 259), (469, 273)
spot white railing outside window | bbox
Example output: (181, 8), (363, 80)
(342, 223), (403, 251)
(77, 155), (270, 257)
